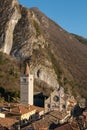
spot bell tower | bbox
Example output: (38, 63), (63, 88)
(20, 63), (33, 105)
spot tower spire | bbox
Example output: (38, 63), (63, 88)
(25, 63), (30, 75)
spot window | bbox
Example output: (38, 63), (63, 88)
(23, 78), (26, 83)
(47, 104), (51, 108)
(53, 95), (59, 102)
(62, 104), (66, 109)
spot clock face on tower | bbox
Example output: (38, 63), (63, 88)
(53, 95), (59, 102)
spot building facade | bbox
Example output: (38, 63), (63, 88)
(45, 87), (67, 113)
(45, 87), (77, 113)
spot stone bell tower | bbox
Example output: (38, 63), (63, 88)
(20, 63), (33, 105)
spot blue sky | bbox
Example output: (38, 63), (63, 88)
(18, 0), (87, 38)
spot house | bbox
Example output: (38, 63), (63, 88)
(0, 117), (18, 129)
(54, 123), (80, 130)
(54, 123), (73, 130)
(66, 96), (77, 114)
(0, 112), (5, 118)
(8, 104), (44, 121)
(0, 103), (44, 129)
(83, 109), (87, 117)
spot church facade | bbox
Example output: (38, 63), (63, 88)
(45, 87), (67, 113)
(44, 87), (77, 113)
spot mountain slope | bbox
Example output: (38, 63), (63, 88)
(0, 52), (20, 91)
(71, 33), (87, 45)
(11, 6), (87, 97)
(0, 0), (87, 99)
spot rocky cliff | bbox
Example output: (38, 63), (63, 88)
(0, 0), (21, 54)
(11, 6), (59, 90)
(0, 0), (87, 98)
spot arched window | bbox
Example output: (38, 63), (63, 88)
(37, 69), (40, 77)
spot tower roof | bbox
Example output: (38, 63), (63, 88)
(25, 63), (30, 75)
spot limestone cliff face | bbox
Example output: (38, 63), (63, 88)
(0, 0), (21, 54)
(11, 6), (48, 58)
(11, 6), (59, 89)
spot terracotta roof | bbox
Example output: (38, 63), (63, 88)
(10, 104), (36, 115)
(68, 98), (77, 104)
(55, 124), (73, 130)
(10, 104), (44, 115)
(0, 117), (18, 127)
(71, 121), (80, 130)
(67, 104), (74, 111)
(34, 106), (44, 113)
(55, 122), (80, 130)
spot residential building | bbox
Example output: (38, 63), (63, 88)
(0, 117), (18, 129)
